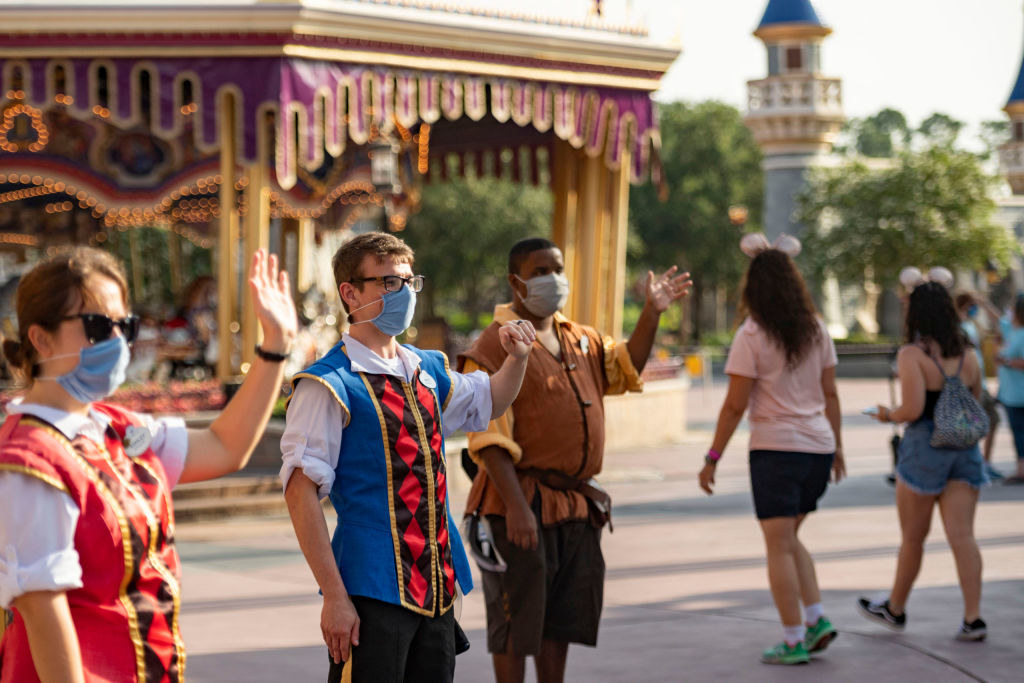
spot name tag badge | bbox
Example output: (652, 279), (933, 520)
(579, 336), (589, 355)
(419, 371), (437, 389)
(123, 425), (153, 457)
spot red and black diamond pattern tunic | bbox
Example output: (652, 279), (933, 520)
(0, 405), (184, 683)
(362, 370), (457, 616)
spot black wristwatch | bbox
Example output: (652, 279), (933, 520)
(254, 345), (288, 363)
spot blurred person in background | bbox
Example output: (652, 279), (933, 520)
(954, 292), (1003, 479)
(862, 276), (988, 642)
(0, 247), (297, 681)
(995, 293), (1024, 484)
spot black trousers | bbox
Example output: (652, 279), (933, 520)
(327, 596), (456, 683)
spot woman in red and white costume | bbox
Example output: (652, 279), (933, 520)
(0, 246), (297, 682)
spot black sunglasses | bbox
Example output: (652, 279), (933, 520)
(63, 313), (140, 345)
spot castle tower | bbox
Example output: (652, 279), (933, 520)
(1001, 17), (1024, 195)
(744, 0), (843, 240)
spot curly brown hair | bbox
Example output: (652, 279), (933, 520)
(740, 249), (821, 367)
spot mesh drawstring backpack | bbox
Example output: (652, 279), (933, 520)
(928, 354), (989, 450)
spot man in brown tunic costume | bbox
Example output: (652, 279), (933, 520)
(458, 237), (691, 683)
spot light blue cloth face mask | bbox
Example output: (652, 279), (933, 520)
(350, 284), (417, 337)
(38, 335), (131, 404)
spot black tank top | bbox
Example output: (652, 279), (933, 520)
(915, 347), (965, 422)
(917, 390), (941, 422)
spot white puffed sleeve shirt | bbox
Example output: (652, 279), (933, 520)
(0, 401), (188, 608)
(280, 334), (492, 499)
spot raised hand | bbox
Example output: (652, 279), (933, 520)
(248, 249), (299, 354)
(645, 266), (693, 313)
(498, 319), (536, 360)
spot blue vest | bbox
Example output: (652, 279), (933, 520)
(292, 341), (473, 616)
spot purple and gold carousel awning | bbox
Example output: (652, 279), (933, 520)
(0, 56), (659, 190)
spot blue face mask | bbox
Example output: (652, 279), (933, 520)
(350, 284), (416, 337)
(38, 336), (130, 404)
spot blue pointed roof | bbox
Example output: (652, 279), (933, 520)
(757, 0), (824, 28)
(1009, 49), (1024, 105)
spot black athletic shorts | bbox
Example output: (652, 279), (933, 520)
(749, 450), (834, 520)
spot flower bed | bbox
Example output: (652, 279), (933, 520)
(107, 380), (226, 414)
(0, 379), (226, 415)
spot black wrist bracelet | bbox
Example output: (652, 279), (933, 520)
(255, 345), (288, 363)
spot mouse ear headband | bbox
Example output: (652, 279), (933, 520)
(899, 266), (954, 290)
(740, 232), (801, 259)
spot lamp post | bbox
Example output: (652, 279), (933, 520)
(369, 136), (400, 231)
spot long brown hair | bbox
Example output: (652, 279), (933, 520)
(2, 247), (128, 382)
(904, 282), (966, 358)
(740, 249), (821, 366)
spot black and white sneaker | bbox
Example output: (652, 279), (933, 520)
(857, 597), (906, 631)
(955, 618), (987, 641)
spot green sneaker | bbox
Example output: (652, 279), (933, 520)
(761, 641), (810, 665)
(805, 616), (838, 653)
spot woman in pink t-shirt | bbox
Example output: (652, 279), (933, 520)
(698, 235), (845, 665)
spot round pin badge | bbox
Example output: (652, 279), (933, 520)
(419, 371), (437, 389)
(123, 425), (153, 457)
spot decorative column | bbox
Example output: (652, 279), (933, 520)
(296, 217), (315, 293)
(216, 92), (239, 381)
(573, 152), (604, 327)
(241, 159), (271, 369)
(550, 140), (632, 336)
(603, 149), (631, 340)
(551, 139), (579, 314)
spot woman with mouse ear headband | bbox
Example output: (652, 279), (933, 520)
(899, 266), (955, 291)
(0, 246), (298, 682)
(859, 275), (989, 642)
(700, 232), (844, 665)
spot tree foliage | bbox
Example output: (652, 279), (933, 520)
(627, 101), (763, 337)
(404, 175), (551, 330)
(979, 119), (1010, 161)
(796, 143), (1016, 287)
(837, 108), (911, 157)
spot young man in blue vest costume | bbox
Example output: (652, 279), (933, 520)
(281, 232), (535, 683)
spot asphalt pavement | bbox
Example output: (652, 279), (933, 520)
(177, 378), (1024, 682)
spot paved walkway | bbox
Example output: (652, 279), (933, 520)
(178, 379), (1024, 682)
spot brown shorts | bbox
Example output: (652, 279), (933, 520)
(481, 506), (604, 656)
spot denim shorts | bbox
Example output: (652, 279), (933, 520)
(896, 420), (989, 494)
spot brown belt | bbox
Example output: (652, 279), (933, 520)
(522, 467), (613, 532)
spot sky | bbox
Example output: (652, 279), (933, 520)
(632, 0), (1024, 145)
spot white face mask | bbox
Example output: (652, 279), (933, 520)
(515, 272), (570, 318)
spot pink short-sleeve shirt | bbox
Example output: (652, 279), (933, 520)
(725, 317), (837, 454)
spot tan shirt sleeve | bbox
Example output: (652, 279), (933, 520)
(602, 335), (644, 396)
(461, 358), (524, 465)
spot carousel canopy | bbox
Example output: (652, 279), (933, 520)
(0, 1), (678, 190)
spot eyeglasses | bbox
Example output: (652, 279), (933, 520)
(349, 274), (425, 293)
(63, 313), (140, 344)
